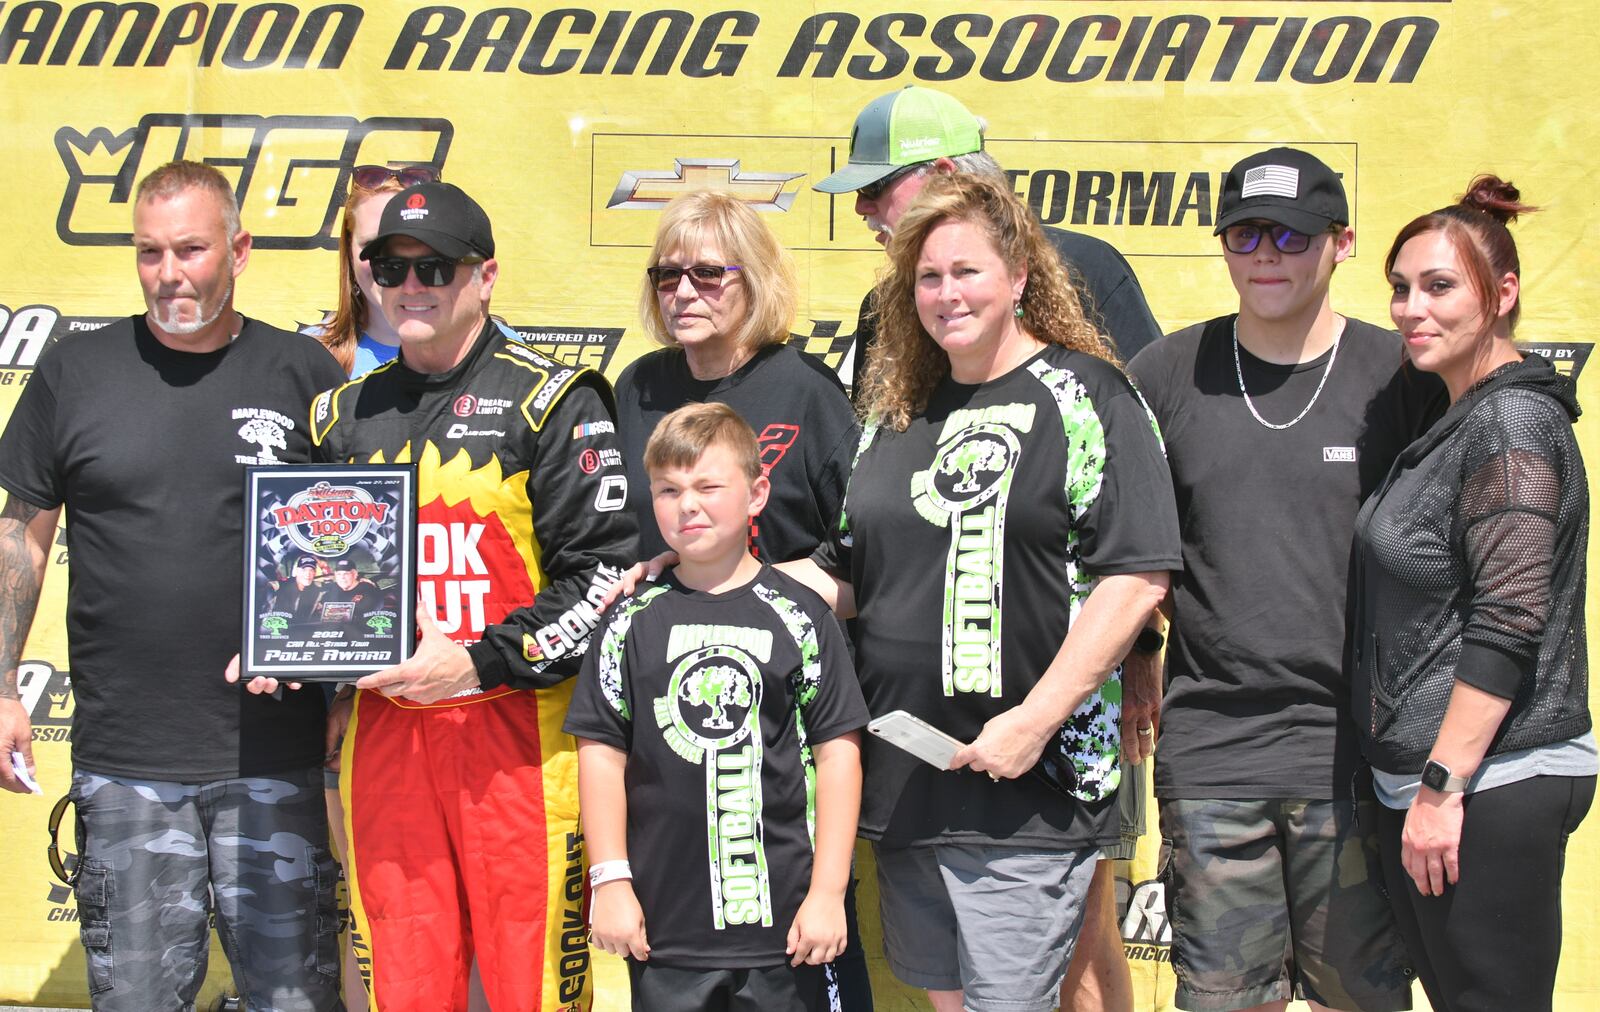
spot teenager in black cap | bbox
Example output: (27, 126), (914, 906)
(1126, 149), (1444, 1012)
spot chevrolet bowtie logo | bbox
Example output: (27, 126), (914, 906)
(607, 159), (805, 211)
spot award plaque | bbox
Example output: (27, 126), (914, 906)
(243, 464), (416, 681)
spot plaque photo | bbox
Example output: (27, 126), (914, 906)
(243, 464), (416, 681)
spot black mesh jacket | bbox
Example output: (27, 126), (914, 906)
(1349, 354), (1590, 773)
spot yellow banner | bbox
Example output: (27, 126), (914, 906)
(3, 1), (1597, 1008)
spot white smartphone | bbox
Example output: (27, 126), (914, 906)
(867, 710), (966, 770)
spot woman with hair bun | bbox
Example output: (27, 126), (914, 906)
(1349, 176), (1593, 1011)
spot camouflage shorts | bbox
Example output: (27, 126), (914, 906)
(1158, 796), (1413, 1012)
(70, 767), (343, 1012)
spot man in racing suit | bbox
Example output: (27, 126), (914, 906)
(310, 181), (635, 1011)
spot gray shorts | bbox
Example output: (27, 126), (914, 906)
(872, 841), (1099, 1011)
(1160, 796), (1413, 1012)
(1100, 758), (1146, 861)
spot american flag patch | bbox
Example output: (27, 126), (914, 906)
(1241, 164), (1300, 199)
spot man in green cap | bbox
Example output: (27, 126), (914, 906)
(815, 85), (1162, 1012)
(815, 85), (1162, 389)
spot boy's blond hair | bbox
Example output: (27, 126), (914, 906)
(644, 402), (762, 483)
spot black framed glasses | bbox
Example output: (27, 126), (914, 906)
(857, 163), (922, 202)
(646, 264), (742, 292)
(351, 164), (440, 189)
(371, 254), (483, 288)
(1221, 223), (1320, 255)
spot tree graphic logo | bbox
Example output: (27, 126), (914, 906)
(664, 645), (763, 752)
(238, 417), (286, 463)
(920, 423), (1021, 512)
(940, 436), (1007, 493)
(681, 663), (752, 730)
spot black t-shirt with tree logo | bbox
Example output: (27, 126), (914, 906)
(0, 316), (346, 780)
(564, 565), (868, 968)
(814, 344), (1182, 849)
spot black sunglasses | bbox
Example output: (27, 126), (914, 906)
(646, 264), (742, 292)
(371, 254), (483, 288)
(858, 163), (922, 202)
(351, 164), (440, 190)
(1221, 223), (1321, 255)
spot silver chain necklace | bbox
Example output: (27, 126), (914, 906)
(1232, 316), (1342, 430)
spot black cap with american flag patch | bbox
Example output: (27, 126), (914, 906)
(1214, 148), (1348, 236)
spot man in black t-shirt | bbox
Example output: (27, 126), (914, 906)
(814, 84), (1164, 1011)
(0, 161), (344, 1010)
(1128, 149), (1440, 1012)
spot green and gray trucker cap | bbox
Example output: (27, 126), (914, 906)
(813, 86), (984, 194)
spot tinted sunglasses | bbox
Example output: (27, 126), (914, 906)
(1221, 223), (1322, 255)
(857, 163), (921, 202)
(646, 264), (742, 292)
(351, 164), (440, 189)
(371, 254), (483, 288)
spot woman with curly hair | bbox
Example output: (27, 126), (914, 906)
(1350, 176), (1593, 1011)
(782, 172), (1182, 1011)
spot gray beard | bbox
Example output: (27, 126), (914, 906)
(151, 274), (232, 336)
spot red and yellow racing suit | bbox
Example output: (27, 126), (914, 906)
(311, 321), (635, 1011)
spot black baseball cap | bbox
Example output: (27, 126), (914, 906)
(360, 181), (494, 261)
(1214, 148), (1348, 236)
(333, 559), (358, 572)
(293, 556), (316, 570)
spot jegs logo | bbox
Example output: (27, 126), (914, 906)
(503, 324), (626, 376)
(1523, 342), (1591, 382)
(55, 113), (452, 248)
(271, 481), (391, 556)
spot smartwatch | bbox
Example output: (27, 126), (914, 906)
(1133, 627), (1165, 655)
(1420, 759), (1469, 793)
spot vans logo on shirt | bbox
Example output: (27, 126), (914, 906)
(1323, 446), (1357, 462)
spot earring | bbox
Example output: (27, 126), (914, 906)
(1013, 301), (1024, 319)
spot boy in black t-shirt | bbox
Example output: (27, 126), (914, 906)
(565, 403), (867, 1012)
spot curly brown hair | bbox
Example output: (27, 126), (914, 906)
(857, 173), (1117, 430)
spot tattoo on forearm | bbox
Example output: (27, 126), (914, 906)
(0, 496), (45, 701)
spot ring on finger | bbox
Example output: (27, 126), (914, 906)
(1137, 725), (1154, 737)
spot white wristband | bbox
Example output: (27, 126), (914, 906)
(588, 860), (632, 888)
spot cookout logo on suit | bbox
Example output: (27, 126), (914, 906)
(655, 629), (774, 930)
(911, 403), (1034, 697)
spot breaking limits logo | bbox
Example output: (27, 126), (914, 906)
(54, 112), (452, 248)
